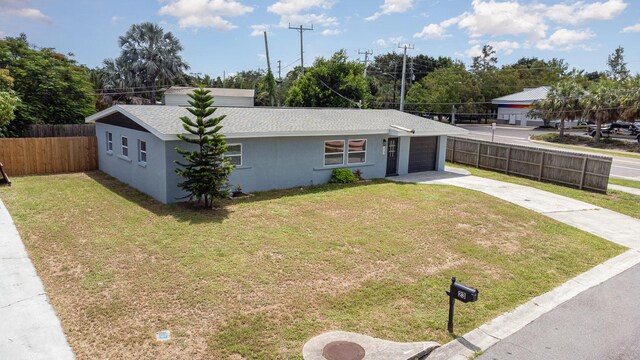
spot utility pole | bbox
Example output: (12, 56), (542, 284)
(398, 44), (414, 112)
(263, 31), (272, 74)
(358, 49), (373, 78)
(409, 57), (415, 84)
(289, 24), (314, 75)
(277, 60), (282, 82)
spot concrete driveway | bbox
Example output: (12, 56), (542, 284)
(0, 200), (74, 360)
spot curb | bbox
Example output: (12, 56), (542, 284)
(427, 249), (640, 360)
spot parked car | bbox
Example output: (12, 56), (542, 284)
(587, 124), (611, 137)
(631, 123), (640, 143)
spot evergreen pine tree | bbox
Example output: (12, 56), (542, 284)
(175, 87), (234, 208)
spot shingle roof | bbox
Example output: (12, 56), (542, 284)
(87, 105), (468, 140)
(164, 87), (255, 98)
(492, 86), (550, 104)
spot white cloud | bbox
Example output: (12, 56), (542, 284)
(321, 29), (341, 36)
(458, 40), (521, 58)
(159, 0), (253, 30)
(423, 0), (627, 56)
(111, 15), (123, 24)
(374, 38), (389, 47)
(266, 0), (339, 35)
(621, 23), (640, 33)
(488, 40), (520, 55)
(373, 36), (406, 48)
(366, 0), (414, 21)
(250, 24), (270, 37)
(6, 7), (51, 24)
(546, 0), (627, 25)
(414, 23), (446, 39)
(536, 28), (595, 50)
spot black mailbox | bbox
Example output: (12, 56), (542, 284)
(451, 282), (478, 303)
(445, 277), (479, 333)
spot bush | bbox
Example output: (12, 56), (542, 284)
(329, 168), (358, 184)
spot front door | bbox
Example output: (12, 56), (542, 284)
(386, 138), (399, 176)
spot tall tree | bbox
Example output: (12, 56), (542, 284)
(0, 35), (95, 135)
(285, 50), (369, 108)
(174, 87), (234, 208)
(256, 70), (277, 106)
(533, 79), (586, 136)
(110, 22), (189, 103)
(0, 69), (20, 132)
(620, 75), (640, 122)
(471, 45), (498, 73)
(580, 80), (623, 142)
(405, 63), (481, 114)
(607, 46), (630, 82)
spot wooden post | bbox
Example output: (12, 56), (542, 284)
(452, 137), (457, 163)
(505, 147), (512, 174)
(538, 151), (545, 181)
(579, 157), (588, 190)
(476, 142), (481, 168)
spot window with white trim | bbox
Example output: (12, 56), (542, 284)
(225, 144), (242, 166)
(138, 140), (147, 163)
(106, 131), (113, 152)
(324, 140), (345, 166)
(121, 136), (129, 158)
(348, 139), (366, 164)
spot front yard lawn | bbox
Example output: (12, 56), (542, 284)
(0, 172), (624, 360)
(449, 163), (640, 220)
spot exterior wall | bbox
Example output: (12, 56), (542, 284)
(164, 135), (390, 203)
(496, 107), (543, 126)
(164, 94), (254, 107)
(95, 123), (168, 203)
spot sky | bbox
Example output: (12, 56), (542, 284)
(1, 0), (639, 80)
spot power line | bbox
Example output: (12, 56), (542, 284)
(317, 79), (362, 109)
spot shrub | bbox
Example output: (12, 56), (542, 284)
(329, 168), (358, 184)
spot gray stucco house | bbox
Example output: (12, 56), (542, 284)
(86, 105), (467, 204)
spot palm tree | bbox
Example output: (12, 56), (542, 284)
(620, 76), (640, 122)
(535, 79), (585, 136)
(116, 22), (189, 103)
(580, 80), (623, 142)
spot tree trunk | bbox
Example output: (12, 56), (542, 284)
(595, 119), (601, 143)
(559, 119), (565, 137)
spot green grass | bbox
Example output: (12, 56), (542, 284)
(0, 172), (624, 360)
(530, 133), (640, 160)
(449, 163), (640, 219)
(609, 178), (640, 190)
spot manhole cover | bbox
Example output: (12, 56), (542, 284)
(322, 341), (365, 360)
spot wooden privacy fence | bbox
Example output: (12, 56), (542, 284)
(0, 137), (98, 176)
(447, 137), (612, 192)
(25, 124), (96, 138)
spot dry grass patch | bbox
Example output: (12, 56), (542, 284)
(0, 172), (623, 360)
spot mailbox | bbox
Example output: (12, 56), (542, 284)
(450, 281), (478, 303)
(445, 277), (479, 333)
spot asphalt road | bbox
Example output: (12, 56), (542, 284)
(458, 124), (640, 181)
(478, 263), (640, 360)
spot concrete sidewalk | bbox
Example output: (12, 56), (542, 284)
(391, 169), (640, 359)
(0, 200), (75, 360)
(608, 184), (640, 197)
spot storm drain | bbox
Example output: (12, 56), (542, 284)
(322, 341), (365, 360)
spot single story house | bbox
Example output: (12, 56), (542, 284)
(86, 106), (467, 204)
(163, 87), (255, 107)
(492, 87), (550, 126)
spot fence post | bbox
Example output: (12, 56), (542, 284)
(452, 137), (456, 163)
(475, 142), (481, 168)
(579, 157), (588, 190)
(538, 151), (545, 181)
(505, 147), (512, 174)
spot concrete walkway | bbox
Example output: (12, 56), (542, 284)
(390, 169), (640, 359)
(608, 184), (640, 197)
(0, 200), (75, 360)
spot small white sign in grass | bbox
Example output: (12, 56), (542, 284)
(156, 330), (171, 342)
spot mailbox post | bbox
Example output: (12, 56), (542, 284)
(445, 277), (478, 333)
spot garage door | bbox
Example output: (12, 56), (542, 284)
(408, 137), (438, 173)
